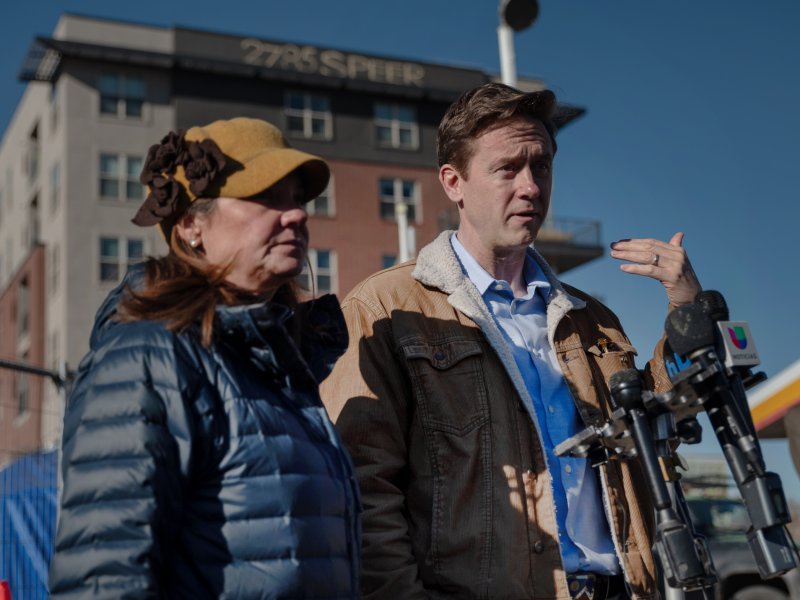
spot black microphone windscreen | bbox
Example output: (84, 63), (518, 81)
(609, 368), (644, 411)
(695, 290), (729, 322)
(666, 305), (716, 357)
(609, 368), (642, 391)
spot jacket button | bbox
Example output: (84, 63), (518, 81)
(434, 351), (446, 361)
(533, 541), (544, 553)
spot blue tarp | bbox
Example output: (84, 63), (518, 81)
(0, 450), (57, 600)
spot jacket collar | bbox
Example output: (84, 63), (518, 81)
(215, 294), (347, 388)
(412, 230), (586, 348)
(96, 263), (346, 388)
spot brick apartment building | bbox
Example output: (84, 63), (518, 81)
(0, 14), (601, 461)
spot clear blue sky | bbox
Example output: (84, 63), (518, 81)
(3, 2), (799, 497)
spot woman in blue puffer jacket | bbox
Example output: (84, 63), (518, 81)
(48, 118), (361, 599)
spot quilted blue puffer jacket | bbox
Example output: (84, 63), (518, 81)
(48, 266), (361, 599)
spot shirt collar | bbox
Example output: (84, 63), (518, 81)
(450, 233), (552, 301)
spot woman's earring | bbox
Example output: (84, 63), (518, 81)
(189, 239), (199, 248)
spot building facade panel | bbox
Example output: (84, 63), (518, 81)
(59, 59), (171, 369)
(173, 27), (487, 97)
(308, 159), (450, 294)
(0, 245), (46, 466)
(0, 83), (51, 291)
(53, 14), (173, 53)
(172, 80), (447, 168)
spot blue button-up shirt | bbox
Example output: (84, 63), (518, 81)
(451, 234), (620, 575)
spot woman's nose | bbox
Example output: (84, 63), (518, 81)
(281, 206), (308, 227)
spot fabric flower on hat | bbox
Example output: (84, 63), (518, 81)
(131, 174), (183, 226)
(184, 139), (227, 197)
(132, 130), (227, 228)
(140, 130), (187, 185)
(149, 175), (182, 215)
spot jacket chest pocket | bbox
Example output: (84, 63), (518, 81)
(402, 339), (490, 436)
(560, 342), (637, 421)
(592, 348), (635, 379)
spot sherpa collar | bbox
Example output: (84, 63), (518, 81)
(412, 230), (587, 350)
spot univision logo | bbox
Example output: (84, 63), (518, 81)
(727, 326), (748, 350)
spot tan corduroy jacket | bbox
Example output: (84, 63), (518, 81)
(321, 232), (673, 600)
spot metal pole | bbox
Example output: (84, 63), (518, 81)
(396, 200), (409, 263)
(57, 359), (70, 407)
(497, 22), (517, 86)
(0, 358), (67, 387)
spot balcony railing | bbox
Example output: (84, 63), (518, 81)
(436, 209), (603, 273)
(537, 215), (601, 247)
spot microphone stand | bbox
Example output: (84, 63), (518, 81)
(673, 346), (796, 579)
(555, 292), (798, 596)
(611, 372), (717, 594)
(651, 411), (714, 600)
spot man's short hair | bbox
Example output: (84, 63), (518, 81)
(437, 83), (558, 176)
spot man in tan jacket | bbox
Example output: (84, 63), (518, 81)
(321, 83), (701, 600)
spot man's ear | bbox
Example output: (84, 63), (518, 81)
(173, 211), (203, 247)
(439, 164), (465, 205)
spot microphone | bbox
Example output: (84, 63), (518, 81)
(609, 370), (664, 503)
(661, 301), (713, 382)
(665, 303), (796, 578)
(694, 290), (764, 449)
(665, 305), (764, 475)
(608, 368), (645, 412)
(695, 290), (766, 389)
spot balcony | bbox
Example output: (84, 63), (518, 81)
(534, 216), (603, 273)
(437, 209), (603, 274)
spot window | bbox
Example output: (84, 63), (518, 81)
(17, 277), (29, 338)
(50, 83), (59, 132)
(285, 92), (332, 140)
(99, 154), (119, 197)
(17, 368), (29, 417)
(99, 74), (145, 118)
(307, 178), (334, 217)
(25, 124), (40, 183)
(127, 239), (144, 269)
(126, 157), (144, 199)
(374, 103), (418, 149)
(99, 237), (119, 281)
(379, 178), (420, 223)
(100, 154), (144, 201)
(50, 330), (60, 372)
(298, 249), (336, 295)
(27, 195), (40, 248)
(49, 243), (59, 295)
(100, 236), (145, 283)
(50, 162), (60, 213)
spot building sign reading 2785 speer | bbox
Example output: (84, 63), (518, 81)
(240, 38), (426, 87)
